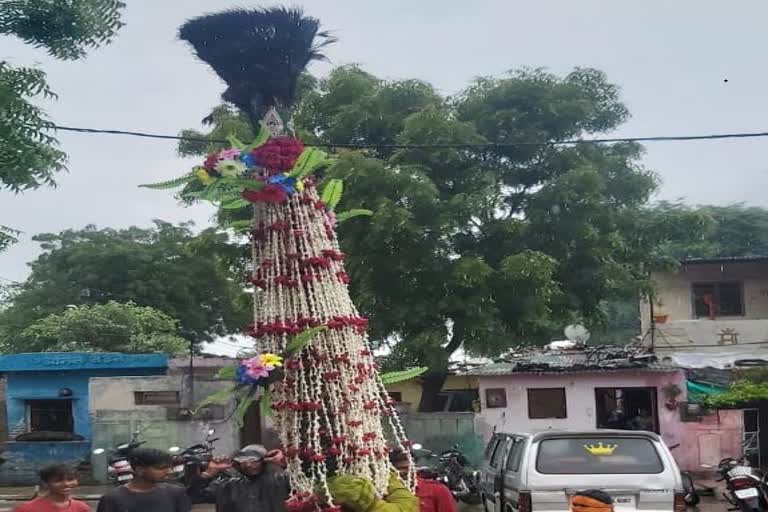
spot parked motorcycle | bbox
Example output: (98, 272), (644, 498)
(668, 443), (700, 507)
(93, 431), (146, 484)
(411, 443), (481, 505)
(715, 456), (767, 512)
(170, 428), (221, 504)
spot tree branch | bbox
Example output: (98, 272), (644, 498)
(444, 317), (466, 356)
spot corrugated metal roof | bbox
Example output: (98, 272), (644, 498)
(680, 255), (768, 265)
(466, 361), (678, 377)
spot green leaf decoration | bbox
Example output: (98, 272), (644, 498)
(233, 394), (256, 427)
(214, 367), (236, 380)
(380, 367), (429, 385)
(336, 209), (374, 223)
(288, 148), (332, 180)
(221, 198), (250, 210)
(193, 385), (236, 413)
(321, 179), (344, 211)
(219, 177), (265, 191)
(139, 173), (194, 190)
(227, 134), (246, 150)
(246, 122), (270, 151)
(226, 220), (253, 232)
(286, 326), (328, 355)
(260, 392), (273, 418)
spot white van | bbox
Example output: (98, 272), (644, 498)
(477, 430), (686, 512)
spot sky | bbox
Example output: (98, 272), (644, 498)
(2, 1), (768, 353)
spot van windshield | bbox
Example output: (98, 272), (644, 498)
(536, 437), (664, 474)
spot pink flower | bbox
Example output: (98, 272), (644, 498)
(219, 148), (242, 161)
(244, 357), (271, 379)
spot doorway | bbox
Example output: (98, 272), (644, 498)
(595, 387), (659, 433)
(239, 402), (261, 447)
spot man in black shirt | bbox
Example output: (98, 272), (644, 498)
(97, 448), (190, 512)
(189, 444), (288, 512)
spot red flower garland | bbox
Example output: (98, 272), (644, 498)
(251, 137), (305, 175)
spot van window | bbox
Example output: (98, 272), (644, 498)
(506, 438), (524, 471)
(485, 436), (500, 459)
(536, 437), (664, 474)
(490, 437), (507, 468)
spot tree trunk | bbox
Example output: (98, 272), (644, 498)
(417, 318), (466, 412)
(418, 370), (449, 412)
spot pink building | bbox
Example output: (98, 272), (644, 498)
(467, 349), (743, 472)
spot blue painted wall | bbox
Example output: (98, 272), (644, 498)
(6, 368), (163, 440)
(0, 353), (168, 484)
(0, 442), (90, 485)
(1, 353), (167, 440)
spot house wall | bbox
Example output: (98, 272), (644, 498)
(676, 409), (743, 472)
(0, 353), (168, 485)
(641, 262), (768, 347)
(89, 375), (241, 482)
(386, 375), (478, 411)
(473, 370), (720, 470)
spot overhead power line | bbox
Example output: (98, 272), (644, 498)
(53, 125), (768, 148)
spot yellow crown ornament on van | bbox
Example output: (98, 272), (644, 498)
(583, 442), (618, 456)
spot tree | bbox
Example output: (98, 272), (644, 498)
(0, 221), (250, 345)
(176, 66), (707, 410)
(663, 204), (768, 259)
(0, 1), (125, 251)
(0, 225), (20, 253)
(4, 301), (187, 354)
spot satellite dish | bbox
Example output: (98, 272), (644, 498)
(564, 324), (590, 344)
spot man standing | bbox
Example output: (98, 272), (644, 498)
(14, 464), (91, 512)
(389, 450), (456, 512)
(189, 444), (289, 512)
(96, 448), (190, 512)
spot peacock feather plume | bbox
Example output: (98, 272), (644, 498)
(179, 7), (335, 127)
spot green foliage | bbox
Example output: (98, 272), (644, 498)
(0, 0), (125, 191)
(0, 225), (21, 253)
(288, 147), (333, 180)
(177, 65), (712, 409)
(321, 179), (344, 211)
(234, 395), (256, 426)
(139, 173), (194, 190)
(0, 0), (126, 237)
(380, 367), (428, 384)
(0, 222), (250, 345)
(214, 366), (237, 380)
(285, 326), (328, 354)
(0, 0), (125, 60)
(336, 209), (374, 223)
(259, 393), (272, 419)
(0, 62), (65, 192)
(702, 380), (768, 409)
(8, 301), (187, 354)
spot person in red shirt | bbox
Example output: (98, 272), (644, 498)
(14, 464), (91, 512)
(390, 450), (457, 512)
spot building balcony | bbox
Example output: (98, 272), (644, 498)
(651, 318), (768, 351)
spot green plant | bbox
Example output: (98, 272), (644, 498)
(702, 380), (768, 409)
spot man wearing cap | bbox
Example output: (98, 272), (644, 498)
(188, 444), (289, 512)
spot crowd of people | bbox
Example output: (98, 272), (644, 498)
(11, 444), (462, 512)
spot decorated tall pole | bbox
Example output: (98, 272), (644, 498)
(143, 7), (412, 510)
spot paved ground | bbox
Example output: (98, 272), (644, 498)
(0, 493), (729, 512)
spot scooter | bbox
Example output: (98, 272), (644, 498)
(170, 428), (221, 504)
(412, 443), (481, 505)
(93, 431), (146, 484)
(715, 457), (767, 512)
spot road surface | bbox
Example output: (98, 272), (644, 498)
(0, 496), (729, 512)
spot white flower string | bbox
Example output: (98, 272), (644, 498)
(248, 177), (411, 507)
